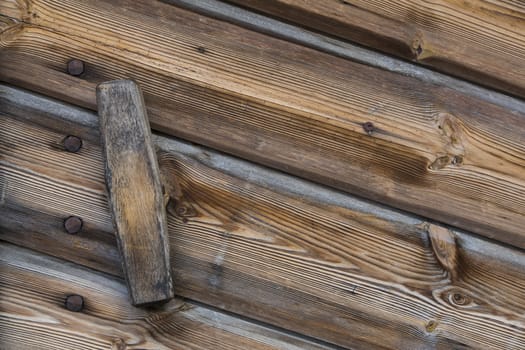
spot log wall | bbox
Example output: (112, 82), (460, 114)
(224, 0), (525, 98)
(1, 0), (524, 348)
(0, 0), (524, 248)
(2, 85), (524, 349)
(0, 242), (333, 350)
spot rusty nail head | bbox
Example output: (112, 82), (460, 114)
(67, 59), (85, 76)
(362, 121), (375, 134)
(64, 216), (83, 234)
(63, 135), (83, 153)
(65, 294), (84, 312)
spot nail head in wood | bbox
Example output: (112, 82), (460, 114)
(362, 121), (375, 135)
(63, 135), (83, 153)
(97, 79), (173, 306)
(67, 59), (85, 76)
(64, 216), (83, 234)
(65, 294), (84, 312)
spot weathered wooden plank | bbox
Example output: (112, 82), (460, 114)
(1, 86), (524, 349)
(222, 0), (525, 99)
(97, 79), (173, 306)
(167, 0), (525, 114)
(1, 0), (524, 248)
(0, 242), (334, 350)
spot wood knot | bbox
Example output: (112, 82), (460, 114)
(428, 155), (450, 170)
(443, 288), (477, 308)
(111, 338), (127, 350)
(451, 155), (463, 166)
(428, 154), (463, 170)
(411, 32), (431, 60)
(166, 198), (197, 219)
(450, 292), (469, 306)
(177, 206), (188, 216)
(434, 286), (481, 310)
(0, 20), (25, 45)
(436, 113), (465, 151)
(426, 224), (458, 281)
(176, 203), (195, 217)
(428, 112), (466, 170)
(425, 320), (438, 332)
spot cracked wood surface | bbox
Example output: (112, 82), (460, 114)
(224, 0), (525, 99)
(0, 242), (334, 350)
(0, 0), (524, 249)
(1, 85), (524, 349)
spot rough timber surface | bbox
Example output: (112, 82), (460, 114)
(1, 85), (524, 350)
(223, 0), (525, 99)
(0, 242), (334, 350)
(97, 79), (173, 306)
(169, 0), (525, 114)
(1, 0), (524, 249)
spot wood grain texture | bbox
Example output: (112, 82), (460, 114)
(97, 79), (173, 306)
(0, 242), (334, 350)
(2, 86), (524, 349)
(0, 0), (524, 249)
(224, 0), (525, 98)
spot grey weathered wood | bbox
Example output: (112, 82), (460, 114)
(96, 79), (173, 305)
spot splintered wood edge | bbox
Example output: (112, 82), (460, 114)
(96, 79), (173, 306)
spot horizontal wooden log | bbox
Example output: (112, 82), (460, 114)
(0, 242), (333, 350)
(170, 0), (525, 114)
(223, 0), (525, 99)
(1, 85), (524, 349)
(0, 0), (524, 249)
(97, 79), (173, 306)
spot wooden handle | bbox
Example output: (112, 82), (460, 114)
(97, 79), (173, 306)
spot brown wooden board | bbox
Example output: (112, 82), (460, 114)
(2, 85), (524, 349)
(223, 0), (525, 99)
(1, 0), (524, 249)
(0, 242), (334, 350)
(97, 79), (173, 306)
